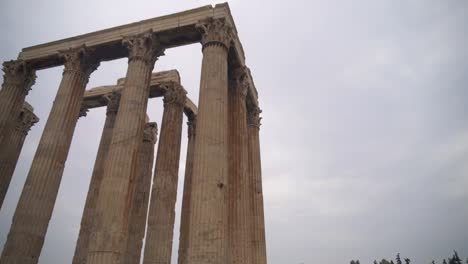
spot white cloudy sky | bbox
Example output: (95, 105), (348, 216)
(1, 1), (468, 263)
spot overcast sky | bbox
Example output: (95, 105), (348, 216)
(1, 1), (468, 263)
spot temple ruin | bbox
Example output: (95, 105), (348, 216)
(0, 3), (265, 264)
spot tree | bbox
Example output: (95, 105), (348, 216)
(396, 254), (402, 264)
(349, 251), (466, 264)
(453, 251), (462, 264)
(449, 257), (455, 264)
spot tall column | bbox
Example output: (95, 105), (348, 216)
(0, 60), (36, 145)
(227, 66), (251, 264)
(72, 93), (120, 264)
(177, 114), (197, 264)
(246, 104), (267, 264)
(0, 47), (99, 264)
(143, 82), (186, 264)
(124, 122), (158, 264)
(186, 18), (233, 264)
(0, 102), (39, 210)
(86, 31), (164, 264)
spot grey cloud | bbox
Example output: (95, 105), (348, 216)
(1, 1), (468, 264)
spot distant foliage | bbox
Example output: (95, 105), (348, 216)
(396, 254), (402, 264)
(349, 251), (465, 264)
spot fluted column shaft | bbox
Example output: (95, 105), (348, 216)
(143, 83), (185, 264)
(228, 67), (251, 264)
(72, 93), (120, 264)
(0, 60), (35, 145)
(186, 18), (233, 264)
(0, 47), (99, 264)
(0, 103), (38, 210)
(177, 116), (196, 264)
(247, 106), (267, 264)
(124, 122), (158, 264)
(86, 31), (164, 264)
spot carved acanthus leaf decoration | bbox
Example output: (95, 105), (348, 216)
(230, 66), (249, 99)
(196, 18), (234, 49)
(2, 60), (36, 93)
(187, 115), (197, 138)
(247, 105), (262, 128)
(59, 46), (100, 84)
(78, 105), (89, 118)
(143, 122), (158, 143)
(122, 31), (165, 66)
(104, 92), (121, 114)
(161, 82), (187, 107)
(16, 106), (39, 135)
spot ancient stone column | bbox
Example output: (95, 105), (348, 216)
(0, 102), (39, 210)
(227, 66), (251, 264)
(186, 18), (233, 264)
(72, 93), (120, 264)
(86, 31), (164, 264)
(177, 114), (196, 264)
(0, 60), (36, 145)
(143, 82), (186, 264)
(247, 104), (267, 264)
(124, 122), (158, 264)
(0, 46), (99, 264)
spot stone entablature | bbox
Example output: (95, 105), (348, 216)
(16, 4), (258, 106)
(82, 70), (197, 118)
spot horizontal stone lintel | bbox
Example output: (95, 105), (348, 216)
(83, 70), (197, 117)
(17, 3), (257, 106)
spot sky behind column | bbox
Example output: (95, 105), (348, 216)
(0, 0), (467, 263)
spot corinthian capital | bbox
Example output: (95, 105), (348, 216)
(196, 18), (234, 50)
(187, 114), (197, 139)
(78, 105), (89, 118)
(104, 92), (121, 115)
(16, 102), (39, 135)
(143, 122), (158, 144)
(230, 66), (249, 100)
(161, 82), (187, 107)
(2, 60), (36, 94)
(247, 104), (262, 128)
(122, 31), (165, 66)
(59, 46), (100, 84)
